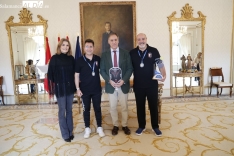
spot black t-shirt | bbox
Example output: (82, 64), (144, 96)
(130, 44), (161, 88)
(75, 54), (101, 94)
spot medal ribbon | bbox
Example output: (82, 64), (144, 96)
(83, 55), (95, 73)
(138, 50), (148, 64)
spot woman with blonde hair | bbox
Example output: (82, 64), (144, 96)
(47, 38), (75, 142)
(194, 52), (202, 69)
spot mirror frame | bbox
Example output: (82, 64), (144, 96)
(5, 8), (48, 96)
(167, 3), (206, 96)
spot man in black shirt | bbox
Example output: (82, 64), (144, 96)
(75, 39), (105, 139)
(130, 33), (166, 136)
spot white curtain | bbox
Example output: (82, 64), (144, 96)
(179, 34), (192, 57)
(24, 38), (45, 66)
(24, 38), (37, 65)
(36, 46), (45, 66)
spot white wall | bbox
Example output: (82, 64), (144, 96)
(0, 0), (233, 104)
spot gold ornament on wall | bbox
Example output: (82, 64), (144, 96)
(167, 3), (206, 96)
(181, 3), (193, 19)
(18, 8), (33, 24)
(5, 8), (48, 104)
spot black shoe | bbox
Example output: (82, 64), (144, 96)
(122, 126), (131, 135)
(112, 126), (119, 136)
(70, 135), (74, 140)
(64, 138), (71, 142)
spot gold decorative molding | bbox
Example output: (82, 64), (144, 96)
(18, 8), (33, 23)
(181, 3), (193, 19)
(5, 16), (14, 23)
(5, 8), (48, 36)
(173, 72), (203, 77)
(167, 4), (206, 96)
(5, 8), (48, 103)
(167, 4), (206, 32)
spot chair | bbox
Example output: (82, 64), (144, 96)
(0, 76), (5, 105)
(209, 68), (233, 97)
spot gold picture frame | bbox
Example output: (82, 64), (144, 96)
(167, 3), (206, 96)
(5, 8), (48, 103)
(80, 1), (136, 56)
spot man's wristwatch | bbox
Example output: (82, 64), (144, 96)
(76, 88), (80, 91)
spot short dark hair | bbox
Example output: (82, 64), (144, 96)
(28, 59), (33, 65)
(108, 32), (119, 39)
(105, 22), (111, 26)
(85, 39), (94, 46)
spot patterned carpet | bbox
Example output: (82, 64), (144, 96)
(0, 97), (234, 156)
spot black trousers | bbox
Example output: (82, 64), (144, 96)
(81, 92), (102, 128)
(134, 86), (159, 129)
(30, 84), (35, 93)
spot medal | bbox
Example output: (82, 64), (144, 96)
(138, 50), (147, 68)
(140, 63), (144, 68)
(83, 55), (96, 77)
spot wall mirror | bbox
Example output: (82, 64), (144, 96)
(5, 8), (48, 103)
(167, 4), (206, 96)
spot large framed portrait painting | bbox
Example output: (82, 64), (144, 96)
(80, 1), (136, 56)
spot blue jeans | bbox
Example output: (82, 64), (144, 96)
(57, 94), (74, 139)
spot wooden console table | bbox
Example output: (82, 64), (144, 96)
(15, 79), (44, 104)
(173, 72), (202, 97)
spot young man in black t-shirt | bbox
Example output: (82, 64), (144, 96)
(75, 39), (105, 139)
(130, 33), (166, 136)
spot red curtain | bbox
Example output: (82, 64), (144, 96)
(44, 37), (51, 92)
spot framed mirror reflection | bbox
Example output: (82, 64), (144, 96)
(167, 4), (206, 97)
(5, 8), (48, 104)
(11, 26), (45, 80)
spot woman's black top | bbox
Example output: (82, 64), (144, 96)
(47, 53), (75, 98)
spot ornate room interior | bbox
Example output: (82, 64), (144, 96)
(0, 0), (233, 155)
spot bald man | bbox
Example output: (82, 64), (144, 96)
(129, 33), (166, 136)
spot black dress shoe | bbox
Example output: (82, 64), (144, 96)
(70, 135), (74, 140)
(112, 126), (119, 136)
(122, 126), (131, 135)
(64, 138), (71, 142)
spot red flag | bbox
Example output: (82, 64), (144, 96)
(45, 37), (51, 64)
(44, 37), (51, 92)
(58, 33), (60, 42)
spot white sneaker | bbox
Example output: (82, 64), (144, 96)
(84, 127), (91, 139)
(97, 127), (105, 137)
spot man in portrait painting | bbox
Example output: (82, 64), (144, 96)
(102, 22), (113, 53)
